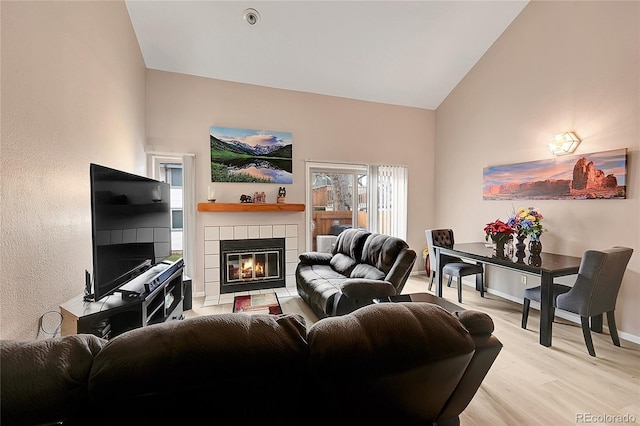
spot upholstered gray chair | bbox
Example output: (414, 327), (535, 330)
(522, 246), (633, 357)
(426, 229), (484, 303)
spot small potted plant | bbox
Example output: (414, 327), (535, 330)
(484, 219), (515, 258)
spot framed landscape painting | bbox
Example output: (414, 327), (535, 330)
(210, 126), (293, 183)
(483, 148), (627, 200)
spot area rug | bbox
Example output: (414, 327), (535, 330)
(233, 293), (283, 315)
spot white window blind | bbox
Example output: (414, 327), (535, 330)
(371, 165), (408, 240)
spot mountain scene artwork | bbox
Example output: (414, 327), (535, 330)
(210, 126), (293, 183)
(483, 148), (627, 200)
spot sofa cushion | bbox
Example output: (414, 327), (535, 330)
(307, 302), (476, 423)
(359, 233), (410, 275)
(0, 334), (106, 425)
(308, 302), (474, 377)
(296, 263), (349, 316)
(333, 228), (370, 259)
(89, 313), (308, 401)
(298, 251), (332, 265)
(330, 253), (357, 276)
(87, 313), (309, 425)
(350, 263), (386, 280)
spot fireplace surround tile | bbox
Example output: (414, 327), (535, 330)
(285, 249), (298, 263)
(204, 226), (219, 241)
(273, 224), (286, 237)
(234, 226), (248, 239)
(248, 226), (261, 239)
(204, 240), (219, 255)
(259, 225), (273, 238)
(220, 226), (234, 240)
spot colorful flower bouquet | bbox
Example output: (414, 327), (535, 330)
(507, 207), (546, 241)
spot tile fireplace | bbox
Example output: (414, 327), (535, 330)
(204, 224), (299, 300)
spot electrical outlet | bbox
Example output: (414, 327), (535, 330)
(521, 275), (527, 285)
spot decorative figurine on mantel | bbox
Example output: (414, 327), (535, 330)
(254, 192), (266, 203)
(240, 194), (253, 203)
(277, 187), (286, 204)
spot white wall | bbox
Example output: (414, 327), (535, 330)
(1, 1), (147, 339)
(435, 1), (639, 339)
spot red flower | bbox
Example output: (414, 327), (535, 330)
(484, 219), (515, 242)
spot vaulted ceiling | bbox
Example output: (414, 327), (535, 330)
(125, 1), (529, 109)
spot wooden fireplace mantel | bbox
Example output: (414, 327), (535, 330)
(197, 202), (305, 213)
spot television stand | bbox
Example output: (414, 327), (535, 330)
(60, 261), (185, 339)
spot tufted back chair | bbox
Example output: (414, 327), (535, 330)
(425, 229), (463, 289)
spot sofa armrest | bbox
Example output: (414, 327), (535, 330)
(437, 310), (503, 420)
(298, 251), (333, 265)
(1, 335), (106, 426)
(453, 310), (495, 335)
(341, 279), (397, 300)
(384, 249), (417, 291)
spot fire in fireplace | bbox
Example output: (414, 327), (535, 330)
(220, 238), (285, 293)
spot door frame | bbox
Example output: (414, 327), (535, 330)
(304, 161), (368, 252)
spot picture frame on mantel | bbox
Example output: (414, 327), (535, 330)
(209, 125), (293, 184)
(482, 148), (627, 200)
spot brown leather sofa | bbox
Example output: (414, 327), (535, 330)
(296, 229), (417, 317)
(1, 302), (502, 426)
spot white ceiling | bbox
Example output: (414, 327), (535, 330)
(125, 1), (529, 109)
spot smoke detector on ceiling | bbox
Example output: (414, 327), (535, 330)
(243, 8), (260, 26)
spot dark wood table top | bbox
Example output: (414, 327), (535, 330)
(437, 242), (582, 276)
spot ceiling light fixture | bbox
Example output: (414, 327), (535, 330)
(243, 8), (260, 26)
(549, 132), (581, 156)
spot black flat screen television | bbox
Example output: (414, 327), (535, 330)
(89, 163), (171, 301)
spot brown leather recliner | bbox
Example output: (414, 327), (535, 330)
(308, 302), (503, 425)
(296, 229), (417, 318)
(1, 302), (502, 426)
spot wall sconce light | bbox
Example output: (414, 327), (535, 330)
(549, 132), (581, 156)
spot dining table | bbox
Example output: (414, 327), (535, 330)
(433, 242), (582, 347)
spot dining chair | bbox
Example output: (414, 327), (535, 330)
(521, 246), (633, 357)
(425, 229), (484, 303)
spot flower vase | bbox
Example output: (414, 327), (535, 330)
(529, 253), (542, 267)
(493, 238), (507, 258)
(515, 235), (527, 255)
(529, 238), (542, 256)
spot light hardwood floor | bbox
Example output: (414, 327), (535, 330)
(187, 276), (640, 425)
